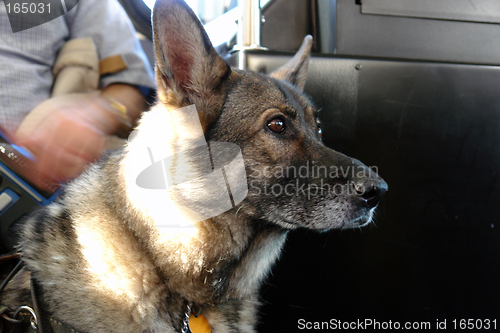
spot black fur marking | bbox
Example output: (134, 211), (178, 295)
(28, 208), (51, 245)
(54, 209), (73, 239)
(226, 301), (242, 332)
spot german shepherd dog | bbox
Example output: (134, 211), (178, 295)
(1, 0), (387, 332)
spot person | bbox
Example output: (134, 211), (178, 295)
(0, 0), (156, 182)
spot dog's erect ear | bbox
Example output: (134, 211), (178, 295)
(152, 0), (230, 119)
(270, 35), (313, 92)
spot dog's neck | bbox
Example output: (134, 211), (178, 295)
(112, 154), (287, 305)
(220, 217), (288, 300)
(146, 213), (286, 304)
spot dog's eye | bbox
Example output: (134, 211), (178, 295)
(268, 118), (286, 134)
(318, 124), (322, 139)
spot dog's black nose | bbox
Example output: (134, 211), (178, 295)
(355, 179), (388, 209)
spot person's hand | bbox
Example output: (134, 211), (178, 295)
(15, 93), (121, 182)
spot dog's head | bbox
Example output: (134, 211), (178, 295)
(145, 0), (387, 231)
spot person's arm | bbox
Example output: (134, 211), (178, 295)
(101, 83), (148, 130)
(14, 84), (147, 183)
(67, 0), (156, 102)
(12, 0), (156, 183)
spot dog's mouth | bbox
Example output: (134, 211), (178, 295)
(262, 194), (379, 231)
(341, 206), (376, 230)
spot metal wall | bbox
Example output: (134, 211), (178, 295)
(337, 0), (500, 65)
(236, 51), (500, 332)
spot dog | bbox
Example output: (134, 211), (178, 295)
(1, 0), (387, 332)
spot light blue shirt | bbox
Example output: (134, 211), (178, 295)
(0, 0), (156, 132)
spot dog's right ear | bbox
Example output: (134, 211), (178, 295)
(270, 35), (313, 92)
(152, 0), (230, 127)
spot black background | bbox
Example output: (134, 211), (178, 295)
(253, 55), (500, 332)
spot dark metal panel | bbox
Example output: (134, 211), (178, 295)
(336, 0), (500, 65)
(261, 0), (314, 51)
(238, 51), (500, 332)
(362, 0), (500, 24)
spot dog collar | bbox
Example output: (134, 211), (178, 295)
(181, 303), (211, 333)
